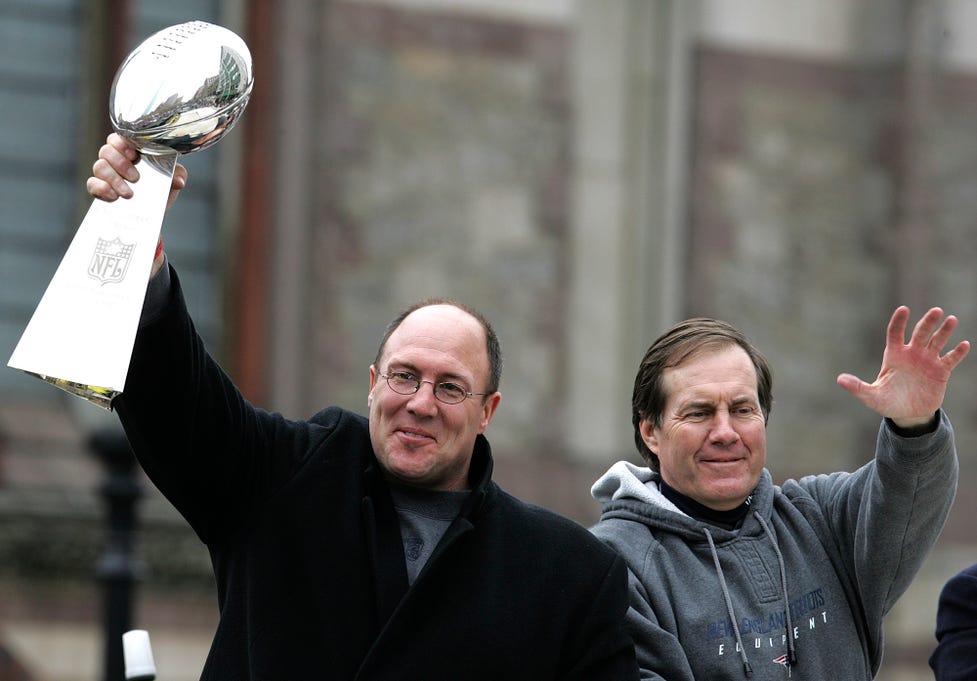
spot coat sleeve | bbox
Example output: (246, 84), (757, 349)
(114, 266), (324, 544)
(929, 563), (977, 681)
(560, 553), (641, 681)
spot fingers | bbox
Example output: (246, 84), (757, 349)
(173, 163), (188, 188)
(88, 132), (189, 214)
(942, 340), (971, 371)
(885, 306), (911, 347)
(908, 307), (946, 347)
(905, 307), (967, 354)
(166, 164), (188, 210)
(925, 312), (960, 354)
(88, 133), (141, 201)
(890, 305), (969, 361)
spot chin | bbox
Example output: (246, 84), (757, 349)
(706, 487), (752, 509)
(390, 463), (429, 482)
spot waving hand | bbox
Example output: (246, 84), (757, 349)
(836, 306), (970, 429)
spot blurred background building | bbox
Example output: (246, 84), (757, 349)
(2, 0), (976, 679)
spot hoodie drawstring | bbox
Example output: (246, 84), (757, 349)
(703, 514), (798, 678)
(754, 512), (798, 667)
(704, 529), (753, 678)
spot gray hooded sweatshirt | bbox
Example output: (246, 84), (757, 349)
(591, 413), (958, 680)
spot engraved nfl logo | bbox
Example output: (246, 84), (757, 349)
(89, 237), (135, 285)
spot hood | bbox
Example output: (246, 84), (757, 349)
(591, 460), (680, 511)
(591, 460), (713, 542)
(592, 460), (777, 541)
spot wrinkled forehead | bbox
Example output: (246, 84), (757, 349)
(663, 344), (758, 397)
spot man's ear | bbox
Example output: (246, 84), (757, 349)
(368, 365), (378, 408)
(477, 392), (502, 433)
(638, 418), (659, 454)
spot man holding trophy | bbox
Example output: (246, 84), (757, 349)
(84, 124), (638, 678)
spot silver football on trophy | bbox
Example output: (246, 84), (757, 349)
(109, 21), (254, 156)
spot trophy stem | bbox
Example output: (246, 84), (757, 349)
(7, 154), (178, 410)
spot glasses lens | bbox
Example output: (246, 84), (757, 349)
(435, 383), (467, 404)
(386, 373), (417, 395)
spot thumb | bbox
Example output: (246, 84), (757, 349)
(166, 164), (188, 210)
(836, 373), (868, 397)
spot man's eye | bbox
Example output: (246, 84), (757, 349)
(438, 383), (467, 398)
(389, 372), (418, 388)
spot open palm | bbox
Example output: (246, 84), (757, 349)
(837, 307), (970, 428)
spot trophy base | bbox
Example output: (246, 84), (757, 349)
(21, 371), (119, 410)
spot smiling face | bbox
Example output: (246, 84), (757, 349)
(368, 304), (501, 491)
(639, 345), (766, 510)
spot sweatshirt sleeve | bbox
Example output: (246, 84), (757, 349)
(863, 411), (958, 608)
(625, 574), (698, 681)
(591, 520), (698, 681)
(796, 411), (958, 666)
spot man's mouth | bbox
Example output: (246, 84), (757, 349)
(396, 427), (435, 444)
(700, 455), (744, 466)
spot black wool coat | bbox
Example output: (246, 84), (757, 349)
(116, 268), (639, 681)
(930, 562), (977, 681)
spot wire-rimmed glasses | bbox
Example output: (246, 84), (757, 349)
(379, 371), (490, 405)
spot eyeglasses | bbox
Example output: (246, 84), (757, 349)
(379, 371), (491, 405)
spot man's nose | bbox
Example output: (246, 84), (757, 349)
(407, 380), (439, 414)
(709, 410), (741, 444)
